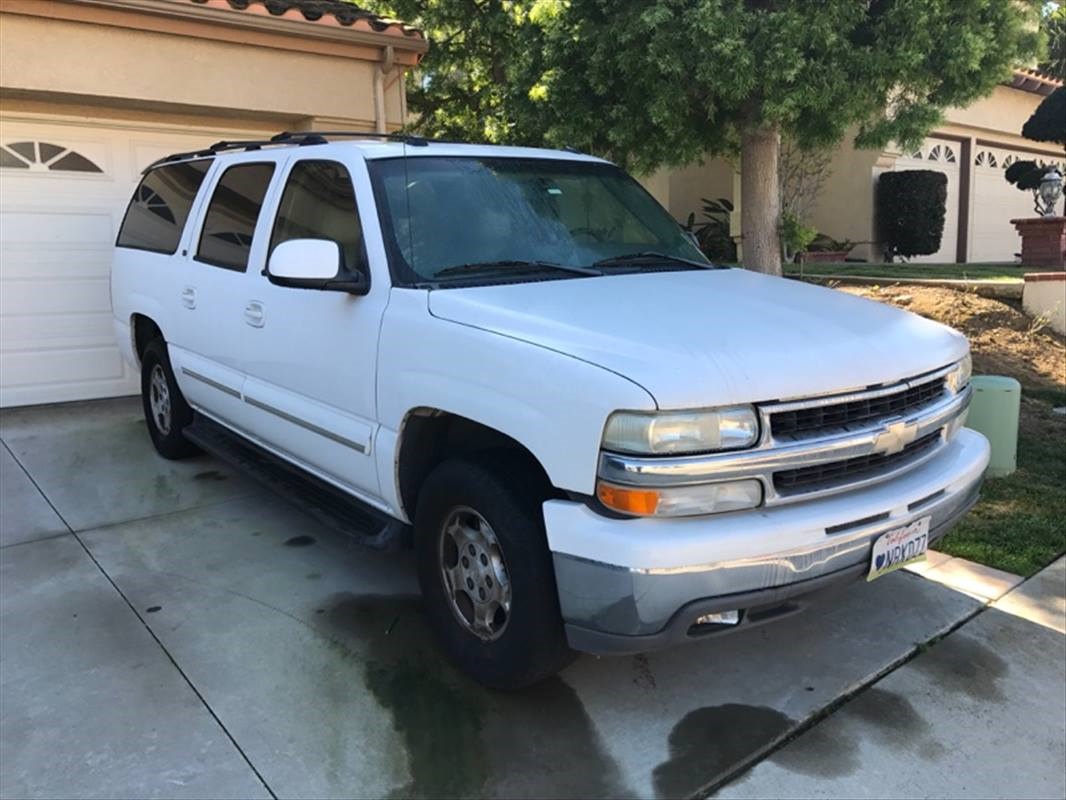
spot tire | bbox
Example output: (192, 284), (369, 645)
(414, 453), (575, 689)
(140, 338), (200, 460)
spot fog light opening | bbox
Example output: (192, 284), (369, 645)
(694, 610), (741, 627)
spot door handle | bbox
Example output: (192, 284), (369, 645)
(244, 301), (265, 328)
(181, 286), (197, 309)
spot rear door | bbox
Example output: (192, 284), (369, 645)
(233, 153), (388, 503)
(165, 154), (281, 433)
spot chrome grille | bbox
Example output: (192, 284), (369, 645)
(773, 430), (943, 495)
(771, 377), (946, 440)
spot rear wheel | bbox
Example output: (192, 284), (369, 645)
(140, 338), (199, 459)
(414, 453), (575, 689)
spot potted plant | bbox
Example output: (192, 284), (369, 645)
(800, 233), (855, 264)
(684, 197), (738, 262)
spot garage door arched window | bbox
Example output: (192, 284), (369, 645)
(975, 150), (999, 168)
(0, 141), (103, 173)
(926, 144), (957, 164)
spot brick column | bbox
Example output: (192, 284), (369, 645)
(1011, 217), (1066, 269)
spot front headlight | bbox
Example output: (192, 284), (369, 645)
(946, 353), (972, 394)
(602, 406), (759, 455)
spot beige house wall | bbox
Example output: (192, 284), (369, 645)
(662, 83), (1062, 264)
(666, 159), (736, 221)
(0, 5), (418, 132)
(807, 134), (897, 262)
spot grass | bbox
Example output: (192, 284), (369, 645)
(936, 391), (1066, 577)
(783, 262), (1023, 282)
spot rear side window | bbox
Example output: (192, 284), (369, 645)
(196, 162), (275, 271)
(116, 160), (210, 254)
(270, 160), (367, 274)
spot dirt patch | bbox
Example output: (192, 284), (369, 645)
(839, 284), (1065, 391)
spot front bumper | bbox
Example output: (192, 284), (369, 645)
(545, 428), (990, 655)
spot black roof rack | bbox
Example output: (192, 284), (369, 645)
(143, 130), (430, 172)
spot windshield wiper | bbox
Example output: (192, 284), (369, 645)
(591, 251), (721, 270)
(433, 260), (602, 278)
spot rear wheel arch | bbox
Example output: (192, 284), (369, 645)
(131, 313), (164, 364)
(395, 408), (557, 521)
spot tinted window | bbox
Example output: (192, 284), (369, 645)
(270, 160), (366, 273)
(196, 163), (275, 271)
(117, 160), (210, 254)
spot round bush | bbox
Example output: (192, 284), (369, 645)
(876, 170), (948, 258)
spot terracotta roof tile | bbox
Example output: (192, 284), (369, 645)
(189, 0), (423, 39)
(1010, 68), (1063, 96)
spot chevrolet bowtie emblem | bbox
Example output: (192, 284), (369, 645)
(873, 420), (919, 456)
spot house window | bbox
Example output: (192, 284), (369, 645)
(909, 149), (924, 160)
(0, 141), (103, 173)
(1002, 155), (1016, 168)
(975, 151), (998, 168)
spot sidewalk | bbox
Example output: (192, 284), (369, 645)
(716, 557), (1066, 800)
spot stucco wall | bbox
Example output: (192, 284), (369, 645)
(807, 134), (889, 262)
(0, 12), (407, 130)
(667, 159), (736, 222)
(943, 86), (1048, 145)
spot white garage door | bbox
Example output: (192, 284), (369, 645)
(971, 147), (1063, 263)
(0, 116), (269, 407)
(892, 140), (961, 263)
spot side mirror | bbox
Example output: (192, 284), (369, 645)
(266, 239), (368, 294)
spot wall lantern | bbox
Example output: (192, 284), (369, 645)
(1039, 168), (1063, 217)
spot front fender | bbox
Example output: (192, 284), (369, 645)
(376, 290), (655, 504)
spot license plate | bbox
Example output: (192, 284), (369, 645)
(867, 516), (930, 582)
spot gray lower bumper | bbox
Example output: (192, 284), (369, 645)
(557, 474), (983, 656)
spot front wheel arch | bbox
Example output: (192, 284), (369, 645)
(395, 408), (556, 522)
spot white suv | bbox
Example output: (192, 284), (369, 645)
(111, 132), (990, 688)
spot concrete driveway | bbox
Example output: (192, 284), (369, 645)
(0, 398), (1056, 799)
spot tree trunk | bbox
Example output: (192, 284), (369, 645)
(740, 126), (782, 275)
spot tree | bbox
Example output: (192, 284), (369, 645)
(362, 0), (545, 143)
(1039, 5), (1066, 80)
(1005, 87), (1065, 212)
(517, 1), (1041, 274)
(369, 1), (1040, 275)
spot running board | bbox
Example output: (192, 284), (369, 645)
(184, 416), (407, 550)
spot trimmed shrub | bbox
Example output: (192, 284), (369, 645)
(877, 170), (948, 259)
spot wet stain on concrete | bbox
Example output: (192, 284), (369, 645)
(632, 654), (657, 691)
(305, 572), (322, 581)
(653, 705), (794, 798)
(317, 592), (631, 799)
(911, 632), (1009, 703)
(193, 470), (227, 482)
(769, 688), (943, 782)
(283, 535), (316, 548)
(849, 688), (946, 761)
(145, 606), (161, 614)
(769, 717), (860, 780)
(318, 593), (488, 798)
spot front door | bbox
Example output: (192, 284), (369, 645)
(235, 155), (388, 505)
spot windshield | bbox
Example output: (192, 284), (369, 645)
(367, 156), (709, 286)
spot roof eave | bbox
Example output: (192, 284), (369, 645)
(1008, 69), (1063, 97)
(63, 0), (428, 53)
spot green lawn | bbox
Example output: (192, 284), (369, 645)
(784, 262), (1024, 282)
(936, 390), (1066, 577)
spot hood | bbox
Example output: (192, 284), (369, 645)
(427, 269), (968, 409)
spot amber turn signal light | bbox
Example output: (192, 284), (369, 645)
(596, 482), (660, 516)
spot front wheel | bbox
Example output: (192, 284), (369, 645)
(414, 454), (575, 689)
(140, 338), (200, 460)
